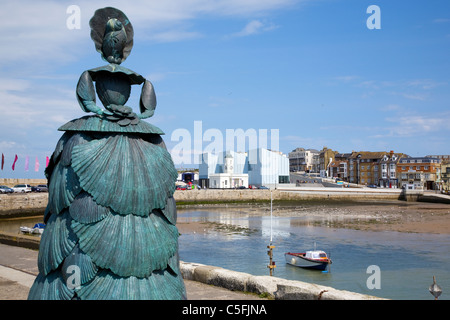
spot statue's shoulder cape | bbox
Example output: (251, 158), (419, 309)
(59, 115), (164, 135)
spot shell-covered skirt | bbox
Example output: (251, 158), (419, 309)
(28, 117), (185, 300)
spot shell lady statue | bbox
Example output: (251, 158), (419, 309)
(28, 7), (186, 300)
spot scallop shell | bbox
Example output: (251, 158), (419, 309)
(62, 244), (98, 286)
(60, 133), (90, 167)
(38, 210), (77, 275)
(69, 191), (110, 224)
(47, 163), (81, 215)
(71, 134), (177, 216)
(28, 271), (74, 300)
(76, 269), (186, 300)
(72, 210), (179, 277)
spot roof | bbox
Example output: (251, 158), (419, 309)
(348, 151), (387, 160)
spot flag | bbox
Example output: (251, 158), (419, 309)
(25, 156), (29, 171)
(1, 153), (4, 170)
(12, 154), (18, 171)
(46, 156), (50, 168)
(35, 156), (40, 172)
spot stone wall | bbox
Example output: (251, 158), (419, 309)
(180, 261), (385, 300)
(0, 187), (405, 217)
(174, 188), (403, 203)
(0, 179), (47, 188)
(0, 193), (48, 217)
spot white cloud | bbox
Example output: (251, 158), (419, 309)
(374, 112), (450, 138)
(229, 20), (279, 37)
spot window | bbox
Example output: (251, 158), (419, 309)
(390, 171), (396, 179)
(424, 166), (429, 170)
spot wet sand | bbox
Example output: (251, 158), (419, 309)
(177, 200), (450, 235)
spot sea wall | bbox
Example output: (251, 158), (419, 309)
(0, 193), (48, 217)
(0, 187), (409, 217)
(180, 261), (385, 300)
(174, 188), (403, 203)
(3, 187), (446, 217)
(0, 179), (47, 188)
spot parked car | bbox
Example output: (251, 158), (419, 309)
(367, 184), (378, 188)
(32, 184), (48, 192)
(12, 184), (32, 193)
(258, 186), (269, 189)
(0, 185), (14, 194)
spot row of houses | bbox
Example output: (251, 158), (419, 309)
(289, 147), (450, 191)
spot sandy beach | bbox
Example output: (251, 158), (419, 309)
(177, 200), (450, 235)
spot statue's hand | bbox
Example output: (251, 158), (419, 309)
(104, 104), (139, 126)
(108, 104), (133, 116)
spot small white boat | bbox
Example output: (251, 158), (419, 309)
(19, 226), (33, 234)
(285, 250), (331, 271)
(20, 223), (45, 235)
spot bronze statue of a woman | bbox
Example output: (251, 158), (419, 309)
(28, 7), (186, 300)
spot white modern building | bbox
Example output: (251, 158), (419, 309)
(199, 148), (290, 189)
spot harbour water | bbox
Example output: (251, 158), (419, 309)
(177, 205), (450, 300)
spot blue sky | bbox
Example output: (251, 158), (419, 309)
(1, 0), (449, 179)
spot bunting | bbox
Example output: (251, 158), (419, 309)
(25, 156), (29, 171)
(12, 154), (18, 171)
(0, 154), (50, 173)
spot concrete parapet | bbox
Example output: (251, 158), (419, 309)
(0, 178), (47, 188)
(0, 193), (48, 217)
(0, 231), (40, 250)
(180, 261), (385, 300)
(174, 188), (403, 203)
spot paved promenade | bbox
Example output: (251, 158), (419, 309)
(0, 243), (265, 300)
